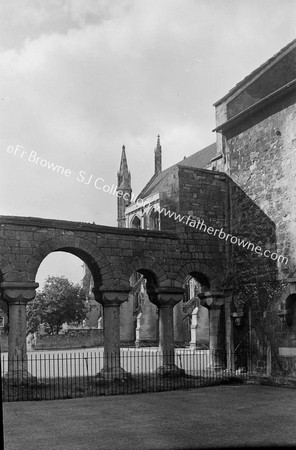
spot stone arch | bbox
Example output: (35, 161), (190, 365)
(24, 234), (114, 290)
(279, 292), (296, 327)
(130, 215), (141, 229)
(178, 264), (214, 348)
(286, 293), (296, 307)
(126, 258), (167, 287)
(279, 283), (296, 303)
(176, 261), (223, 289)
(147, 207), (160, 230)
(0, 255), (18, 283)
(124, 261), (162, 347)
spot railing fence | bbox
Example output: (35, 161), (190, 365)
(1, 348), (249, 402)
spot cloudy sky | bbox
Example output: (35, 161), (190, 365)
(1, 0), (295, 286)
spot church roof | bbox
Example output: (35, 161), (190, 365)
(214, 39), (296, 106)
(137, 142), (216, 200)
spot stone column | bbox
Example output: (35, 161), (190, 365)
(135, 293), (158, 347)
(173, 300), (184, 346)
(151, 287), (185, 376)
(120, 294), (135, 345)
(94, 287), (130, 380)
(199, 291), (225, 370)
(1, 281), (38, 380)
(224, 290), (234, 371)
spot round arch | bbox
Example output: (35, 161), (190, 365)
(176, 261), (223, 289)
(25, 235), (114, 291)
(278, 292), (296, 326)
(0, 255), (17, 282)
(284, 293), (296, 304)
(125, 257), (167, 287)
(279, 284), (296, 304)
(179, 264), (214, 349)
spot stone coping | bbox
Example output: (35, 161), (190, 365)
(0, 215), (178, 239)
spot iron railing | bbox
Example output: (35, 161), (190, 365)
(1, 348), (249, 402)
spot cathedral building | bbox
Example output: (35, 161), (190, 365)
(83, 39), (296, 375)
(117, 136), (217, 347)
(116, 38), (296, 374)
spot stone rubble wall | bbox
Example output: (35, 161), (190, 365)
(32, 329), (104, 350)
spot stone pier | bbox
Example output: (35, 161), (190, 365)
(199, 291), (226, 370)
(95, 287), (131, 380)
(1, 281), (38, 381)
(152, 287), (185, 376)
(224, 289), (234, 371)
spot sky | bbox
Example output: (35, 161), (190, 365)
(1, 0), (295, 287)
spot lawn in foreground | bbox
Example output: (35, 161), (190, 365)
(4, 385), (296, 449)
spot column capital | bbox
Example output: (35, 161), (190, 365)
(152, 287), (185, 307)
(93, 286), (131, 306)
(1, 281), (39, 304)
(198, 290), (225, 309)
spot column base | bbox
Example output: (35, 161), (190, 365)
(95, 367), (132, 382)
(155, 364), (185, 378)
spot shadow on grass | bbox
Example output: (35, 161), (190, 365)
(2, 372), (246, 402)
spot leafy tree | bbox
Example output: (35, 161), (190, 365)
(27, 276), (88, 335)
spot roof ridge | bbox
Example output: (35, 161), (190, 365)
(136, 172), (160, 201)
(214, 38), (296, 106)
(136, 142), (216, 200)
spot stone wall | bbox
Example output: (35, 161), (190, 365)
(0, 214), (228, 367)
(33, 329), (104, 350)
(159, 166), (230, 286)
(0, 333), (8, 352)
(158, 165), (180, 232)
(226, 92), (296, 277)
(0, 209), (227, 290)
(218, 86), (296, 376)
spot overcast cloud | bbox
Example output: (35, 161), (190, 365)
(1, 0), (295, 285)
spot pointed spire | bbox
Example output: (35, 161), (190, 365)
(154, 135), (162, 175)
(157, 134), (160, 146)
(117, 144), (131, 190)
(117, 144), (132, 228)
(119, 145), (128, 174)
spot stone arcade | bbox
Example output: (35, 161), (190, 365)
(0, 215), (228, 379)
(114, 38), (296, 376)
(1, 39), (296, 380)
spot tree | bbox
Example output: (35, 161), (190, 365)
(27, 276), (88, 335)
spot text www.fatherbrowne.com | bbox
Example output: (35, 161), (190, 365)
(155, 205), (288, 265)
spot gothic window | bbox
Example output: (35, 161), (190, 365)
(148, 208), (160, 230)
(131, 215), (141, 229)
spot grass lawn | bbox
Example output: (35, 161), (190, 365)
(4, 385), (296, 449)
